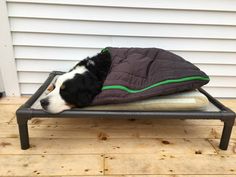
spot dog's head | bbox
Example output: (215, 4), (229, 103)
(40, 52), (111, 113)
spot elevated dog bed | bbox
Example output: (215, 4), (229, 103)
(31, 73), (210, 111)
(32, 84), (210, 111)
(16, 71), (235, 150)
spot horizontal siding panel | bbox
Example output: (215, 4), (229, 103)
(14, 46), (101, 59)
(16, 59), (236, 77)
(112, 37), (236, 52)
(18, 71), (236, 88)
(196, 64), (236, 77)
(14, 46), (236, 65)
(209, 76), (236, 87)
(174, 52), (236, 65)
(20, 83), (40, 95)
(18, 71), (50, 83)
(12, 33), (236, 53)
(12, 33), (112, 48)
(19, 83), (236, 97)
(203, 87), (236, 98)
(10, 18), (236, 39)
(16, 59), (77, 72)
(6, 0), (236, 12)
(7, 3), (236, 26)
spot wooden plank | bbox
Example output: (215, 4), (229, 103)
(0, 154), (103, 176)
(1, 97), (235, 126)
(1, 98), (234, 110)
(9, 115), (224, 126)
(220, 99), (236, 112)
(74, 176), (236, 177)
(0, 96), (28, 104)
(23, 117), (224, 126)
(124, 176), (236, 177)
(175, 176), (236, 177)
(6, 0), (236, 12)
(208, 139), (236, 155)
(0, 124), (19, 138)
(104, 154), (236, 175)
(0, 138), (216, 155)
(61, 176), (227, 177)
(0, 124), (228, 139)
(0, 105), (20, 124)
(8, 3), (236, 26)
(10, 18), (236, 39)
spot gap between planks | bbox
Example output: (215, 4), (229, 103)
(104, 154), (236, 175)
(0, 154), (104, 176)
(0, 153), (236, 176)
(0, 124), (229, 139)
(0, 137), (217, 155)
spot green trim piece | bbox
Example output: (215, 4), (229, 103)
(101, 47), (109, 53)
(102, 76), (210, 93)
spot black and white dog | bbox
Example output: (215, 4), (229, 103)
(40, 52), (111, 113)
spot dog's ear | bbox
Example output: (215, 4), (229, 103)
(76, 52), (111, 81)
(74, 90), (94, 107)
(74, 73), (102, 107)
(60, 72), (102, 107)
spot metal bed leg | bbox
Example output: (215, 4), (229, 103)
(16, 112), (31, 150)
(219, 117), (235, 150)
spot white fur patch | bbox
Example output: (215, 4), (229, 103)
(42, 65), (87, 113)
(87, 60), (95, 66)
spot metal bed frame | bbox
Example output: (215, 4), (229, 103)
(16, 71), (235, 150)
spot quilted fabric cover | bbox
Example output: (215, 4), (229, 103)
(92, 47), (209, 105)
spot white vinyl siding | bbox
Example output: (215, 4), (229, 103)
(6, 0), (236, 97)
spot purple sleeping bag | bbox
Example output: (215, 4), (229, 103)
(92, 47), (209, 105)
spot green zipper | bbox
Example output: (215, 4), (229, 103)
(102, 76), (209, 93)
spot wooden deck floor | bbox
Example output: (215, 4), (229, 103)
(0, 97), (236, 177)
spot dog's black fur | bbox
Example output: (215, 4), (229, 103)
(60, 51), (111, 107)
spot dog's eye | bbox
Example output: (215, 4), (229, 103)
(47, 84), (55, 92)
(60, 84), (65, 90)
